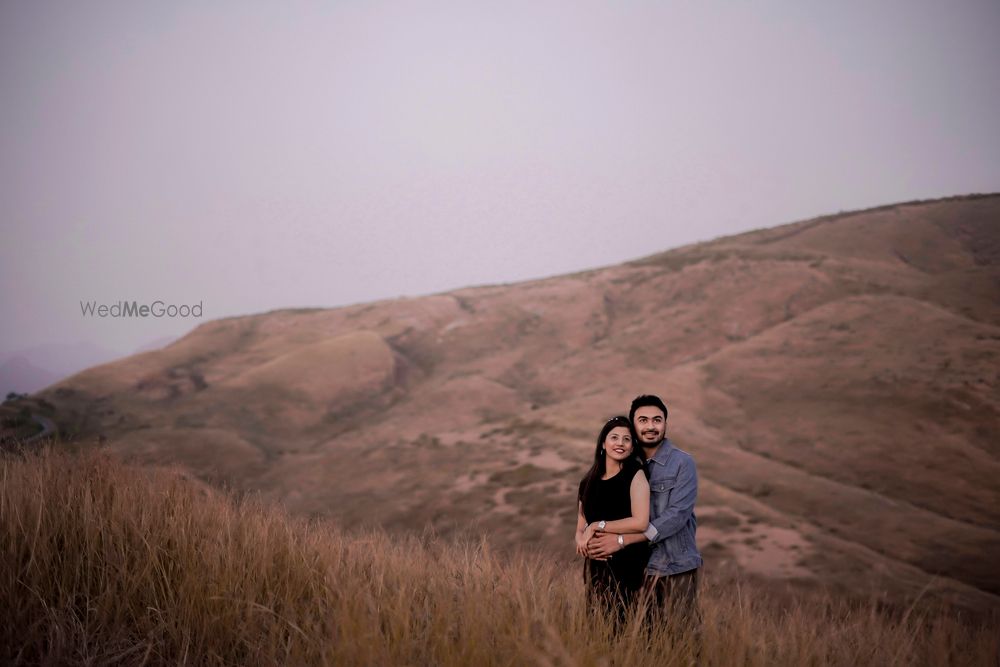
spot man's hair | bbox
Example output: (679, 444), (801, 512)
(629, 394), (668, 423)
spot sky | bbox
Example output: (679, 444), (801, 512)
(2, 0), (999, 360)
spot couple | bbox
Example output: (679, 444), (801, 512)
(574, 394), (702, 635)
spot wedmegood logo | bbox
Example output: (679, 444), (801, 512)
(79, 300), (204, 318)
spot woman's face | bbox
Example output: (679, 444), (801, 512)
(603, 426), (634, 462)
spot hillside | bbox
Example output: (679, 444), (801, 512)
(26, 193), (1000, 611)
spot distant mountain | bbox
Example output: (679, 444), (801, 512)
(0, 337), (183, 396)
(0, 340), (119, 396)
(0, 356), (60, 396)
(36, 193), (1000, 611)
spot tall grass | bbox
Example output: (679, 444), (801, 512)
(1, 447), (996, 666)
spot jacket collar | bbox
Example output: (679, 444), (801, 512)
(646, 437), (675, 466)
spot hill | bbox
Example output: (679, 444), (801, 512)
(23, 193), (1000, 612)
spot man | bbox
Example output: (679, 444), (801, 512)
(587, 394), (702, 635)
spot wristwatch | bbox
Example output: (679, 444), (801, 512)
(617, 534), (625, 547)
(598, 520), (607, 530)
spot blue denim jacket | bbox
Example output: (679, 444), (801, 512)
(642, 438), (703, 576)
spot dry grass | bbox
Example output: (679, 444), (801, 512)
(1, 448), (997, 666)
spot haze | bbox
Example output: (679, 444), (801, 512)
(2, 0), (999, 359)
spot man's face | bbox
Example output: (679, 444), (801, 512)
(633, 406), (666, 446)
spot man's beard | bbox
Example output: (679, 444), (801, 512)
(640, 432), (664, 448)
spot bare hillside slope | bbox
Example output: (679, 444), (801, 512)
(28, 193), (1000, 611)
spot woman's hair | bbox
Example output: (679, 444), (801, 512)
(578, 415), (641, 514)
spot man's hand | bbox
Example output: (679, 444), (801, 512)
(587, 532), (622, 560)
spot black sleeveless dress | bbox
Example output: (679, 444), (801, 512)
(578, 458), (650, 620)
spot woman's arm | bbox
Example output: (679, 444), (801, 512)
(574, 501), (591, 557)
(593, 470), (650, 534)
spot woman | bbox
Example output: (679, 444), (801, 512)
(575, 415), (651, 626)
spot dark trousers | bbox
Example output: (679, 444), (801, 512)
(642, 568), (702, 643)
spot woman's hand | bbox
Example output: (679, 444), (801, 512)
(575, 527), (588, 556)
(576, 522), (597, 557)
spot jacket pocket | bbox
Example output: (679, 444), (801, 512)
(661, 528), (697, 568)
(650, 477), (678, 493)
(650, 475), (677, 515)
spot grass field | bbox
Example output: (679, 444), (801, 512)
(2, 447), (996, 666)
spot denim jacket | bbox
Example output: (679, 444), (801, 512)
(642, 438), (703, 576)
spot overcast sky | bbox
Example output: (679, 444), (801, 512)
(2, 0), (999, 358)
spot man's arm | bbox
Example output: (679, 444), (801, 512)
(643, 456), (697, 543)
(587, 531), (645, 560)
